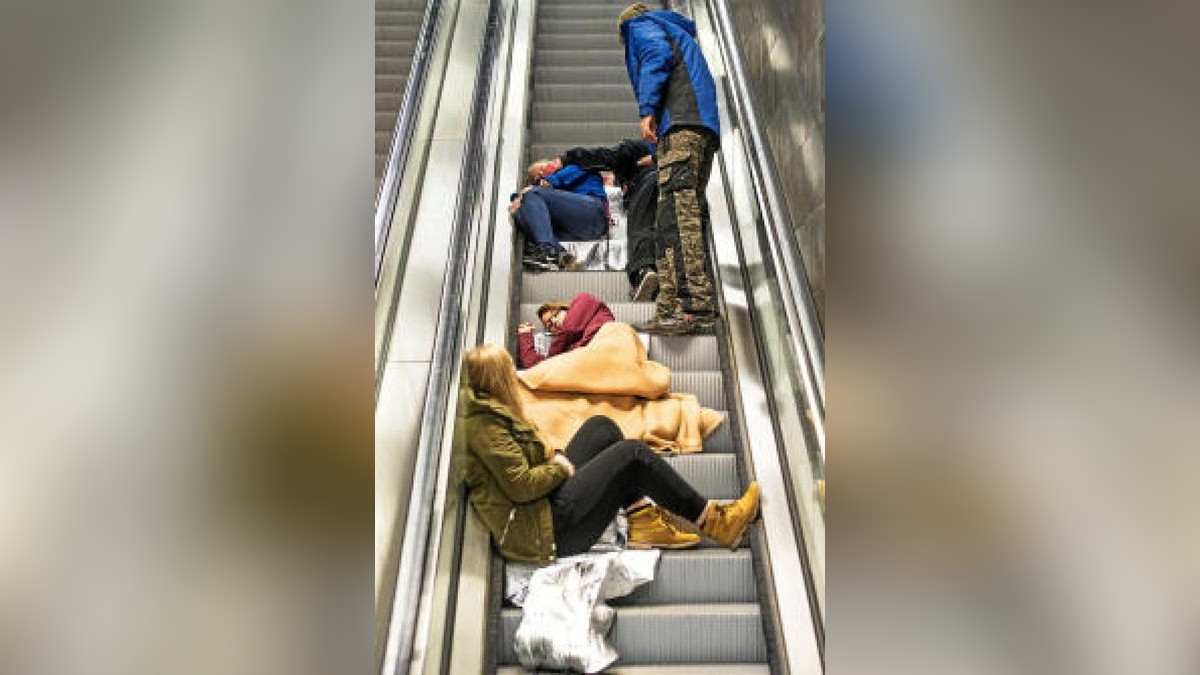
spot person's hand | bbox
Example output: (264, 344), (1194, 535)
(551, 453), (575, 477)
(636, 154), (654, 167)
(537, 179), (551, 188)
(517, 322), (535, 334)
(508, 198), (521, 215)
(639, 115), (658, 143)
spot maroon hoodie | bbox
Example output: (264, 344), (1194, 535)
(517, 292), (615, 368)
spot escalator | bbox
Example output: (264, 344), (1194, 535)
(374, 0), (824, 672)
(376, 0), (428, 185)
(490, 3), (770, 669)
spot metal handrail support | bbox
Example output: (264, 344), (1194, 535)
(376, 0), (446, 285)
(705, 0), (826, 464)
(377, 0), (504, 673)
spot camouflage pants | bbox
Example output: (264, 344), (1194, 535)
(654, 127), (718, 319)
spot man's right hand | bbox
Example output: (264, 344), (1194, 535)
(517, 322), (535, 334)
(640, 115), (658, 143)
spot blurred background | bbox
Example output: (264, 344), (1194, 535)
(0, 0), (1197, 673)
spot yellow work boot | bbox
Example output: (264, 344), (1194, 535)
(701, 482), (760, 549)
(627, 505), (700, 550)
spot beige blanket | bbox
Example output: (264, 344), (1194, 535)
(517, 322), (724, 454)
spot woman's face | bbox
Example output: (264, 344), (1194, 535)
(540, 309), (568, 335)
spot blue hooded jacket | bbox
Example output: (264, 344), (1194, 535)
(621, 10), (720, 142)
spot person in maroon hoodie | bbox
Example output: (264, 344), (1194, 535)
(517, 292), (616, 369)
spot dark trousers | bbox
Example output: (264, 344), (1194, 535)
(624, 170), (659, 286)
(550, 416), (708, 556)
(654, 127), (718, 318)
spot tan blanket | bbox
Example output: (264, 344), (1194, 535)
(517, 322), (724, 454)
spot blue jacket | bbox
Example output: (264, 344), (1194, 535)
(543, 164), (608, 203)
(621, 10), (720, 141)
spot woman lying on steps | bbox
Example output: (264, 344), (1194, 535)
(461, 344), (760, 564)
(516, 292), (614, 369)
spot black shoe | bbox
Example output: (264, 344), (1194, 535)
(630, 269), (659, 302)
(522, 244), (559, 272)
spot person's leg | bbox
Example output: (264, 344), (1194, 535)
(562, 415), (624, 468)
(666, 129), (717, 318)
(625, 172), (659, 290)
(551, 440), (708, 556)
(652, 132), (685, 320)
(535, 188), (609, 241)
(513, 189), (562, 249)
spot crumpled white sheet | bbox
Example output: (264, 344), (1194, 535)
(504, 512), (659, 674)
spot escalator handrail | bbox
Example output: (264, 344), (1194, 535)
(375, 0), (445, 285)
(706, 0), (826, 463)
(377, 1), (503, 674)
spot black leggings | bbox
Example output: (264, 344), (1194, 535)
(550, 416), (708, 556)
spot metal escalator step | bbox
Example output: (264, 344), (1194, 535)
(536, 33), (624, 51)
(521, 270), (630, 303)
(533, 121), (642, 145)
(519, 301), (654, 326)
(538, 17), (621, 34)
(377, 39), (417, 58)
(376, 91), (402, 112)
(665, 454), (739, 500)
(537, 4), (652, 20)
(531, 100), (638, 123)
(534, 65), (630, 85)
(375, 9), (425, 27)
(377, 24), (420, 42)
(377, 56), (414, 76)
(496, 662), (768, 667)
(613, 549), (755, 605)
(377, 110), (403, 131)
(649, 335), (720, 372)
(533, 49), (627, 70)
(534, 82), (631, 102)
(499, 603), (766, 665)
(377, 0), (428, 9)
(376, 73), (405, 93)
(499, 662), (768, 667)
(703, 418), (733, 453)
(670, 371), (725, 410)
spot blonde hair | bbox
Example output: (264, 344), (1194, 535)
(617, 3), (649, 38)
(464, 344), (555, 457)
(464, 344), (526, 420)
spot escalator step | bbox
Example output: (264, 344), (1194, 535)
(534, 82), (631, 102)
(665, 454), (739, 499)
(534, 65), (631, 85)
(499, 603), (767, 665)
(613, 549), (755, 605)
(649, 335), (721, 373)
(536, 33), (624, 51)
(669, 371), (725, 410)
(531, 100), (639, 123)
(521, 270), (629, 303)
(538, 17), (626, 34)
(375, 9), (425, 27)
(533, 120), (642, 144)
(496, 662), (768, 667)
(377, 39), (417, 58)
(533, 49), (629, 70)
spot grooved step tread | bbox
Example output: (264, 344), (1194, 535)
(499, 603), (767, 665)
(498, 666), (768, 674)
(531, 100), (639, 122)
(613, 549), (755, 605)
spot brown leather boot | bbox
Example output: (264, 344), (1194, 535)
(628, 505), (700, 549)
(701, 482), (760, 549)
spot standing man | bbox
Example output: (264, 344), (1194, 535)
(618, 3), (720, 335)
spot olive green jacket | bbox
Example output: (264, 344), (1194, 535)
(459, 388), (569, 564)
